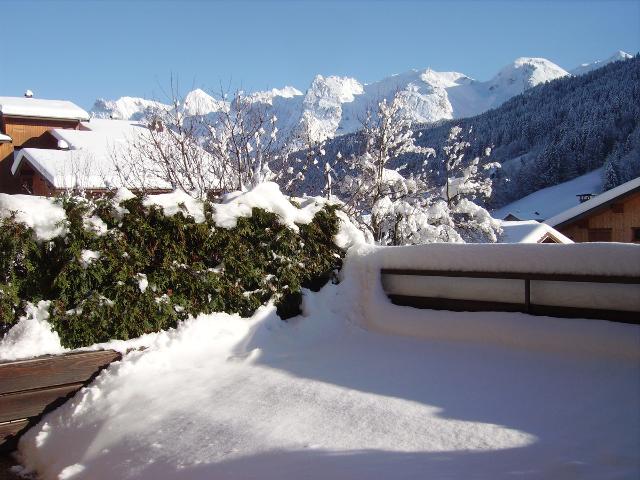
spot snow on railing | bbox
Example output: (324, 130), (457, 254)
(344, 243), (640, 358)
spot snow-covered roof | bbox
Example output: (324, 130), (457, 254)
(13, 148), (109, 190)
(499, 220), (573, 244)
(545, 176), (640, 228)
(0, 132), (11, 143)
(492, 169), (603, 221)
(11, 119), (170, 190)
(0, 96), (89, 121)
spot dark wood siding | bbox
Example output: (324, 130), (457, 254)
(559, 191), (640, 243)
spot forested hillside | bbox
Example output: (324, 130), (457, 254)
(411, 55), (639, 207)
(321, 55), (639, 208)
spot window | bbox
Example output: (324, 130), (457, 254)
(632, 228), (640, 243)
(587, 228), (612, 242)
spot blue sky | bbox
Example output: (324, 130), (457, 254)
(1, 0), (638, 109)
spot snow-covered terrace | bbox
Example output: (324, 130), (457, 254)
(0, 187), (637, 479)
(0, 96), (89, 121)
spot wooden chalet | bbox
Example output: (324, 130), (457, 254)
(545, 177), (640, 243)
(0, 95), (89, 194)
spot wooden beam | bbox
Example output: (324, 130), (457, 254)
(381, 269), (640, 284)
(0, 383), (85, 423)
(387, 294), (640, 324)
(0, 350), (121, 395)
(0, 420), (30, 455)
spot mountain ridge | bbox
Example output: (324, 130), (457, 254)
(90, 51), (633, 144)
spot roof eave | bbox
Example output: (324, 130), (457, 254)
(0, 112), (90, 123)
(12, 150), (57, 186)
(551, 185), (640, 229)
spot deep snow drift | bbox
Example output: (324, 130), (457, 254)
(13, 260), (640, 480)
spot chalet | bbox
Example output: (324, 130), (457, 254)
(499, 220), (573, 244)
(0, 95), (90, 193)
(545, 176), (640, 243)
(11, 118), (171, 196)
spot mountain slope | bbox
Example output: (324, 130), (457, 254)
(571, 50), (633, 76)
(399, 54), (639, 208)
(90, 57), (571, 142)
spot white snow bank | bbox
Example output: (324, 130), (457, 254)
(214, 182), (324, 231)
(0, 301), (66, 361)
(367, 242), (640, 276)
(15, 283), (640, 479)
(343, 244), (640, 358)
(0, 194), (67, 240)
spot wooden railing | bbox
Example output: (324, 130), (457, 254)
(0, 350), (121, 453)
(381, 269), (640, 323)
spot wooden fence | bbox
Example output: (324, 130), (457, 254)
(0, 350), (121, 453)
(381, 269), (640, 323)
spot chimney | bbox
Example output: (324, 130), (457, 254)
(24, 90), (34, 98)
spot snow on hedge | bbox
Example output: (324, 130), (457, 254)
(0, 194), (67, 241)
(215, 182), (326, 231)
(0, 183), (362, 360)
(142, 189), (207, 224)
(0, 301), (66, 361)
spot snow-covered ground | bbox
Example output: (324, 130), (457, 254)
(13, 253), (640, 480)
(2, 184), (638, 479)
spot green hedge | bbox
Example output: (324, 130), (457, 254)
(0, 195), (344, 348)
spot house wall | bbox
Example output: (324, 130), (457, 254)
(3, 117), (78, 148)
(558, 191), (640, 243)
(0, 142), (16, 193)
(15, 165), (55, 196)
(0, 116), (79, 193)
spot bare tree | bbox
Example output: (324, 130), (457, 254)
(205, 91), (282, 191)
(112, 82), (226, 198)
(113, 82), (294, 198)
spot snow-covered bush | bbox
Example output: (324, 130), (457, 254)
(440, 126), (502, 242)
(338, 95), (436, 244)
(336, 94), (500, 245)
(0, 189), (344, 348)
(0, 216), (41, 335)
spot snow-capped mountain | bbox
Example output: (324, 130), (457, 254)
(90, 52), (631, 143)
(570, 50), (633, 76)
(91, 96), (168, 120)
(182, 89), (228, 116)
